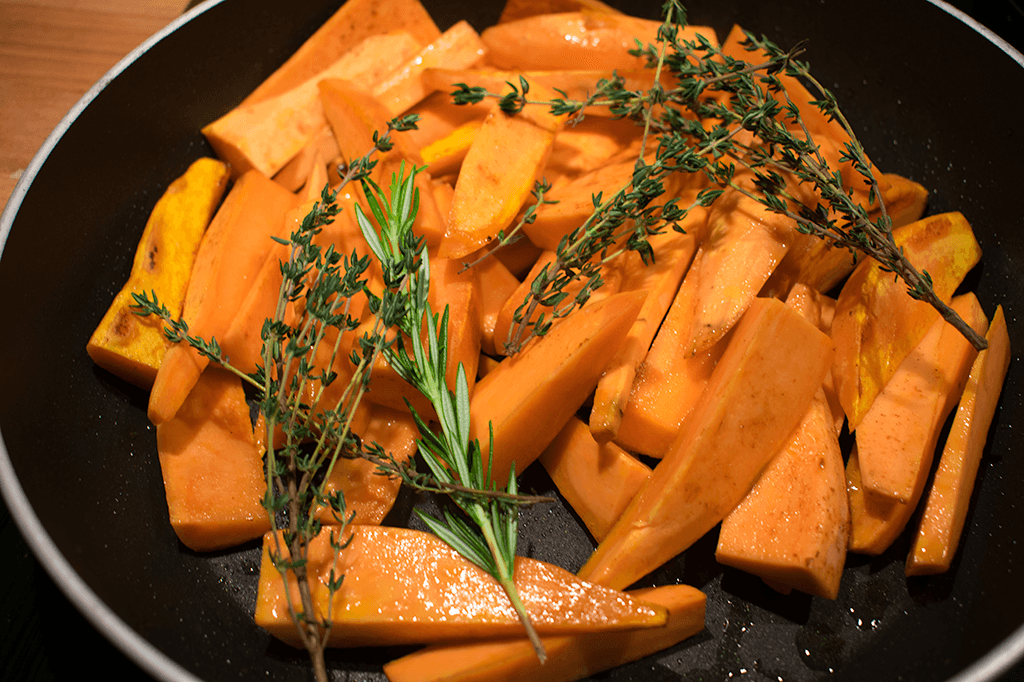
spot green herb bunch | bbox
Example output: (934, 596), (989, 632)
(455, 0), (985, 353)
(133, 120), (547, 680)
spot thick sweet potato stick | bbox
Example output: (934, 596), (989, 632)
(907, 305), (1011, 575)
(579, 297), (835, 590)
(254, 525), (667, 648)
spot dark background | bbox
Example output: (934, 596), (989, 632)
(2, 0), (1023, 681)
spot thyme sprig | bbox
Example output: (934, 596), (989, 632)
(468, 0), (985, 353)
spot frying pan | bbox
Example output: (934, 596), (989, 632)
(2, 0), (1024, 680)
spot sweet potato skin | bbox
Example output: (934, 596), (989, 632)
(831, 212), (982, 430)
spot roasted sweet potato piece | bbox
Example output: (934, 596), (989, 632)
(847, 294), (988, 555)
(831, 212), (982, 430)
(148, 170), (300, 425)
(254, 525), (667, 648)
(614, 247), (727, 458)
(241, 0), (440, 105)
(156, 367), (269, 551)
(87, 158), (229, 389)
(588, 219), (702, 443)
(906, 305), (1010, 575)
(579, 297), (835, 590)
(471, 290), (645, 485)
(481, 12), (716, 71)
(382, 584), (705, 682)
(439, 88), (564, 259)
(539, 417), (650, 542)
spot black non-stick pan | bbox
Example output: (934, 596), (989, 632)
(2, 0), (1024, 680)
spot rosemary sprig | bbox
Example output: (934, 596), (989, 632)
(354, 163), (548, 661)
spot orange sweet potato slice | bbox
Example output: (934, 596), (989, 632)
(371, 21), (487, 117)
(254, 525), (667, 648)
(714, 288), (848, 599)
(685, 183), (795, 356)
(316, 404), (419, 526)
(588, 219), (702, 443)
(241, 0), (440, 106)
(87, 158), (229, 389)
(156, 367), (269, 551)
(579, 296), (835, 590)
(614, 248), (727, 458)
(203, 33), (422, 179)
(906, 305), (1011, 575)
(471, 290), (645, 485)
(831, 212), (982, 431)
(382, 584), (705, 682)
(481, 12), (716, 71)
(846, 293), (989, 555)
(496, 0), (624, 24)
(716, 386), (849, 599)
(148, 170), (300, 425)
(539, 417), (650, 542)
(855, 293), (988, 503)
(521, 156), (636, 251)
(318, 78), (446, 246)
(439, 91), (564, 259)
(472, 253), (521, 356)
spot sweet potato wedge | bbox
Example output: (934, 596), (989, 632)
(588, 220), (702, 443)
(439, 89), (564, 259)
(87, 158), (229, 389)
(715, 286), (849, 599)
(316, 404), (419, 526)
(855, 294), (988, 503)
(470, 290), (645, 485)
(685, 183), (795, 356)
(579, 296), (835, 590)
(539, 417), (651, 542)
(831, 212), (982, 431)
(203, 32), (422, 179)
(371, 20), (487, 117)
(241, 0), (440, 106)
(254, 525), (667, 648)
(614, 247), (727, 458)
(382, 584), (705, 682)
(148, 170), (300, 425)
(481, 12), (716, 71)
(847, 293), (988, 555)
(906, 305), (1011, 575)
(156, 367), (269, 551)
(716, 385), (849, 599)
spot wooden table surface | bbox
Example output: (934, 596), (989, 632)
(0, 0), (188, 211)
